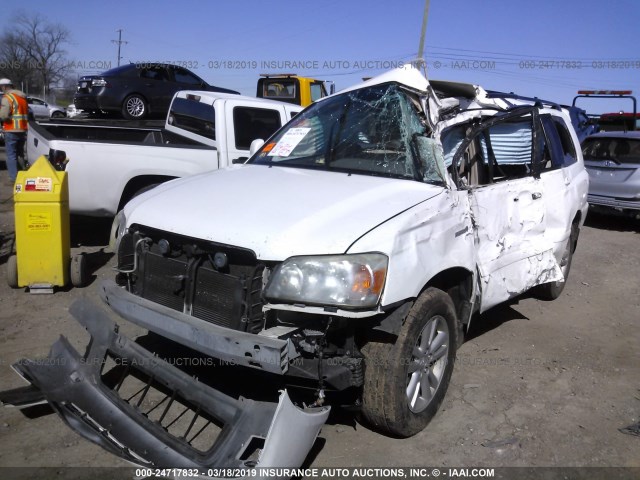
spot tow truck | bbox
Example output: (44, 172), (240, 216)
(573, 89), (638, 131)
(257, 73), (335, 107)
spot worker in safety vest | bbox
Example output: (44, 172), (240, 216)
(0, 78), (28, 186)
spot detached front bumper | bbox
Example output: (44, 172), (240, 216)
(1, 296), (329, 472)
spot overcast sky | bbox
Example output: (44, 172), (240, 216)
(3, 0), (639, 113)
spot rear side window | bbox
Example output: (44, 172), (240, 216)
(140, 67), (168, 81)
(174, 67), (203, 85)
(233, 107), (281, 149)
(168, 97), (216, 140)
(540, 115), (577, 170)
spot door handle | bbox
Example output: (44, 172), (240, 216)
(532, 192), (542, 200)
(232, 157), (248, 164)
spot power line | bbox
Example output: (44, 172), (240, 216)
(425, 44), (640, 62)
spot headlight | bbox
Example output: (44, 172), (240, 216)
(264, 253), (388, 309)
(107, 210), (127, 253)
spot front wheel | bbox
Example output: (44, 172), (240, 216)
(70, 254), (88, 288)
(122, 94), (147, 120)
(7, 255), (18, 288)
(361, 288), (459, 437)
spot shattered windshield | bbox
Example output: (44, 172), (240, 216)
(250, 83), (446, 184)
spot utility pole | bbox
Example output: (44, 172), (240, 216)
(112, 29), (128, 67)
(416, 0), (431, 67)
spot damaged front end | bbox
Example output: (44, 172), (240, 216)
(0, 297), (330, 471)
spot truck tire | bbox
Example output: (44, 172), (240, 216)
(122, 94), (147, 120)
(534, 223), (579, 301)
(361, 288), (458, 437)
(70, 254), (88, 288)
(7, 255), (18, 288)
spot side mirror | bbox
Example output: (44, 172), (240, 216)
(249, 138), (265, 157)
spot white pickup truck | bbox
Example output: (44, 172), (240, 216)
(26, 91), (301, 216)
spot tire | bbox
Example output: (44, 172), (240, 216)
(122, 94), (147, 120)
(534, 223), (579, 300)
(361, 288), (459, 437)
(7, 255), (18, 288)
(70, 254), (88, 288)
(51, 111), (66, 119)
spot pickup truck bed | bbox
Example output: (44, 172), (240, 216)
(25, 91), (301, 217)
(30, 121), (207, 146)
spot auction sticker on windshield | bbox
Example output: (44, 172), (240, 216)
(268, 127), (311, 157)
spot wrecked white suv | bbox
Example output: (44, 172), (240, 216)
(6, 67), (588, 470)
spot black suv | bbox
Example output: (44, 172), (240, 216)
(74, 63), (239, 119)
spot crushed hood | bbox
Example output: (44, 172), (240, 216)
(337, 65), (431, 96)
(125, 165), (443, 260)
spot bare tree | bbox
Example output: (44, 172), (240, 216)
(0, 32), (34, 88)
(56, 74), (81, 102)
(1, 11), (71, 94)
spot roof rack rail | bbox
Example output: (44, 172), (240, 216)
(485, 90), (562, 110)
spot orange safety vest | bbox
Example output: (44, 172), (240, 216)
(2, 92), (29, 131)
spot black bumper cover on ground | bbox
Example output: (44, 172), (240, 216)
(1, 297), (329, 471)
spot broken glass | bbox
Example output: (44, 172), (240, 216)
(251, 84), (445, 185)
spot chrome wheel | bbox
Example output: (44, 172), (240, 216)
(125, 95), (146, 118)
(406, 315), (449, 413)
